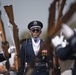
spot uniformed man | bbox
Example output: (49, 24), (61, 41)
(18, 20), (53, 75)
(52, 24), (76, 75)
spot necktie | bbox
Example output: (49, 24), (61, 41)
(34, 39), (37, 42)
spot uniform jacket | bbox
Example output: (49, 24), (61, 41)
(0, 53), (6, 62)
(19, 38), (53, 74)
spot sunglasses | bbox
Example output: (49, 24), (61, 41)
(31, 29), (40, 33)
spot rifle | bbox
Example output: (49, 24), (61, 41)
(57, 0), (67, 20)
(40, 0), (76, 54)
(52, 0), (67, 75)
(48, 1), (76, 37)
(39, 0), (76, 75)
(47, 0), (56, 33)
(4, 5), (20, 72)
(0, 10), (10, 71)
(53, 48), (61, 75)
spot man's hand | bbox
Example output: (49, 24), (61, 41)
(8, 46), (16, 54)
(52, 35), (67, 47)
(52, 36), (62, 47)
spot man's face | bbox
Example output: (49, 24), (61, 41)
(30, 27), (42, 38)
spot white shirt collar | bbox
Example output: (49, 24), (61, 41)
(31, 38), (40, 55)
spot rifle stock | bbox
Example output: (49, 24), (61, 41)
(48, 0), (57, 33)
(0, 19), (6, 42)
(4, 5), (20, 71)
(57, 0), (66, 20)
(0, 13), (9, 58)
(4, 5), (14, 23)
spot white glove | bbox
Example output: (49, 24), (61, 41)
(52, 36), (62, 47)
(8, 46), (16, 53)
(52, 35), (67, 47)
(61, 24), (74, 39)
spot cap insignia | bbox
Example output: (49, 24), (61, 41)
(33, 21), (37, 25)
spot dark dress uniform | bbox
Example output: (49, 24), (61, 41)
(0, 53), (6, 62)
(0, 53), (11, 62)
(19, 38), (53, 75)
(56, 33), (76, 75)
